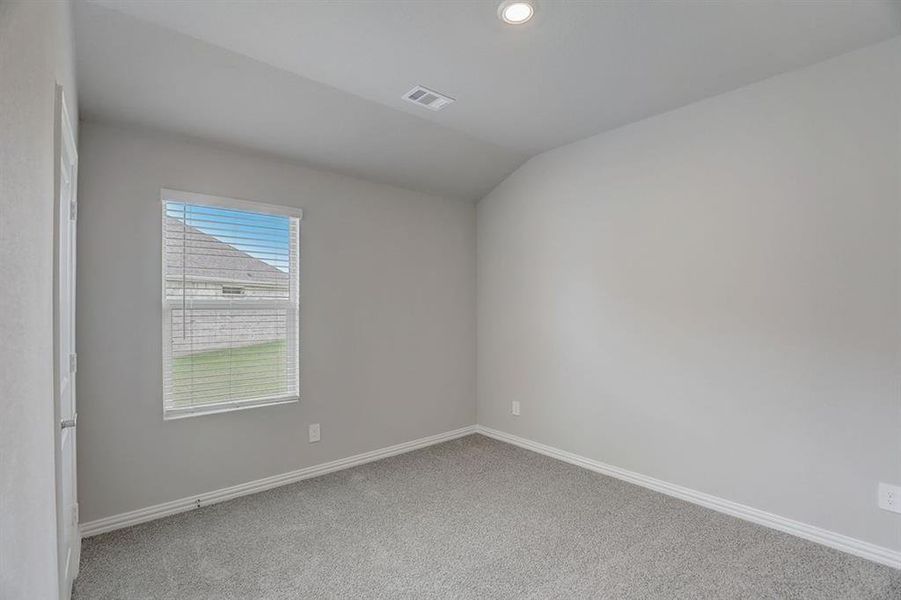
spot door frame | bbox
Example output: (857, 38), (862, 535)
(53, 84), (79, 600)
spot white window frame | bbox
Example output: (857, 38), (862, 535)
(161, 188), (302, 420)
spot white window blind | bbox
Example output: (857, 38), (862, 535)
(161, 190), (301, 418)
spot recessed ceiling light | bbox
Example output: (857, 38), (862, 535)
(498, 1), (535, 25)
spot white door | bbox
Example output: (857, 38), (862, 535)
(54, 85), (79, 600)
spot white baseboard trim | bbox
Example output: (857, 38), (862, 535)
(475, 425), (901, 570)
(80, 425), (477, 538)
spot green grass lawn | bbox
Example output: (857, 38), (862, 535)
(171, 340), (290, 407)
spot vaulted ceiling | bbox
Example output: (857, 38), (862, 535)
(75, 1), (901, 200)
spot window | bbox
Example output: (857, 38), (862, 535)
(161, 189), (301, 418)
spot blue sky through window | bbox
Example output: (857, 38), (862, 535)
(166, 202), (290, 272)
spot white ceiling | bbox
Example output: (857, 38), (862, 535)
(73, 4), (526, 200)
(76, 0), (901, 199)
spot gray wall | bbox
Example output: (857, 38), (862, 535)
(76, 122), (476, 523)
(477, 38), (901, 551)
(0, 1), (78, 598)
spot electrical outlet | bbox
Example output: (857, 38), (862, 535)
(878, 482), (901, 514)
(308, 423), (320, 443)
(511, 401), (520, 416)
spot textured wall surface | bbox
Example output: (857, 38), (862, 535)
(76, 121), (476, 523)
(478, 39), (901, 551)
(0, 1), (78, 598)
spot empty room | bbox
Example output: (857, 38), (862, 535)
(2, 0), (900, 598)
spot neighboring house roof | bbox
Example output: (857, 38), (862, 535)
(165, 217), (288, 286)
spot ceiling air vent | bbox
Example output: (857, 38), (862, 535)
(403, 85), (455, 111)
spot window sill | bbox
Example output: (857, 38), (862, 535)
(163, 395), (299, 420)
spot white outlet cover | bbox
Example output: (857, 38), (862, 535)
(308, 423), (321, 443)
(878, 482), (901, 514)
(512, 401), (521, 416)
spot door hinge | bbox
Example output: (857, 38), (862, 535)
(69, 353), (77, 374)
(70, 200), (77, 221)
